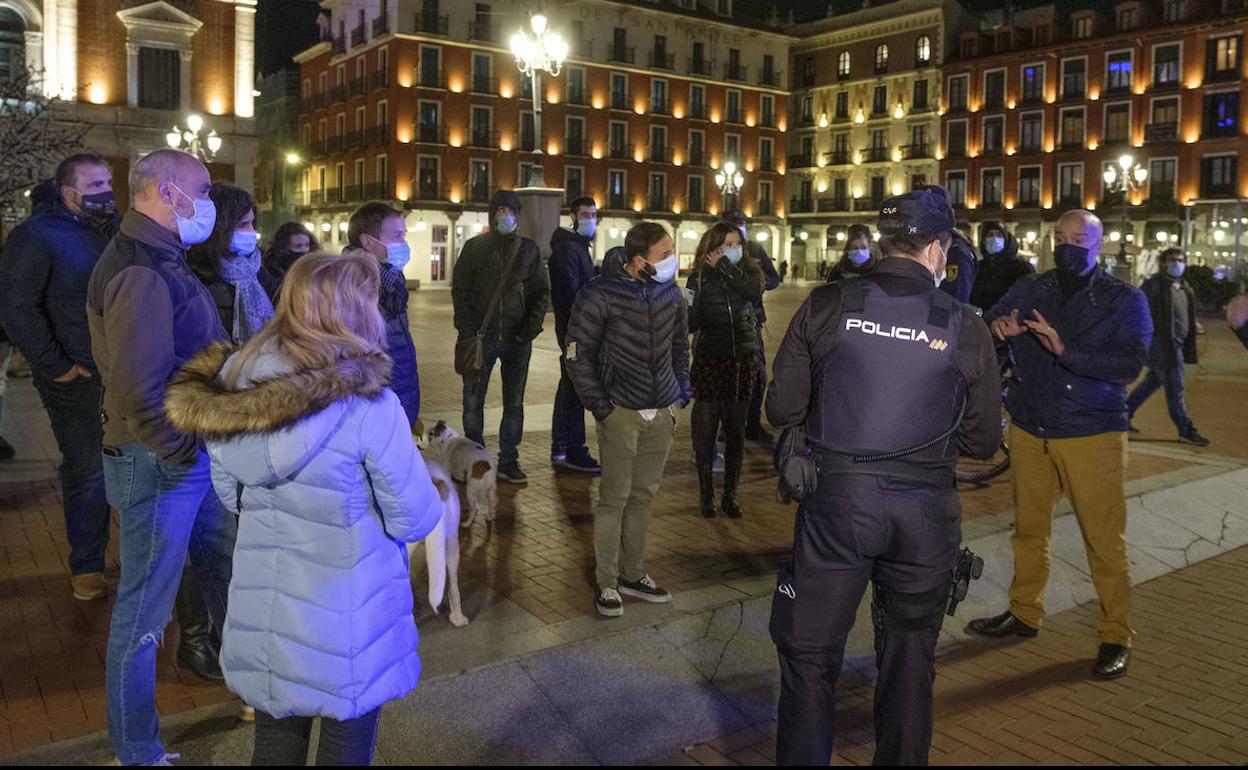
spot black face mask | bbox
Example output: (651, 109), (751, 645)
(75, 190), (117, 219)
(1054, 243), (1093, 275)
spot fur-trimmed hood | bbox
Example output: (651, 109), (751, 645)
(166, 340), (394, 487)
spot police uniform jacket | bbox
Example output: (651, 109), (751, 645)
(767, 257), (1001, 482)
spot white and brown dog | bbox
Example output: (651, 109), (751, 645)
(419, 420), (498, 528)
(407, 457), (469, 627)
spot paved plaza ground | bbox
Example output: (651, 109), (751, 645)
(2, 280), (1247, 764)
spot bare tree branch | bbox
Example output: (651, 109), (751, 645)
(0, 68), (90, 210)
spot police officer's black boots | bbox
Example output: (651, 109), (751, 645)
(175, 569), (223, 682)
(697, 460), (716, 518)
(721, 462), (743, 519)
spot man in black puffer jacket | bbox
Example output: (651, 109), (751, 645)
(548, 196), (600, 474)
(970, 220), (1033, 313)
(453, 190), (550, 483)
(566, 222), (691, 619)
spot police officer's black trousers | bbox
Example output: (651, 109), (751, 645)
(770, 474), (961, 766)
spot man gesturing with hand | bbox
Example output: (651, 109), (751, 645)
(967, 209), (1152, 681)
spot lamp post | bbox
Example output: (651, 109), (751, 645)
(1101, 153), (1148, 271)
(166, 114), (223, 163)
(510, 14), (567, 188)
(715, 160), (744, 211)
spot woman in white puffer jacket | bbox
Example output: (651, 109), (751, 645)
(166, 250), (444, 765)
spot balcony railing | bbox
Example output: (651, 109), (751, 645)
(470, 76), (498, 94)
(349, 78), (366, 97)
(1019, 92), (1044, 107)
(342, 184), (363, 203)
(688, 58), (714, 77)
(363, 182), (389, 200)
(756, 199), (774, 216)
(725, 63), (749, 82)
(416, 124), (447, 144)
(759, 69), (783, 87)
(825, 150), (850, 166)
(725, 107), (743, 124)
(345, 130), (364, 150)
(818, 197), (848, 212)
(566, 88), (586, 105)
(760, 111), (775, 127)
(1207, 66), (1239, 84)
(854, 196), (884, 212)
(788, 153), (815, 168)
(646, 195), (671, 211)
(607, 193), (628, 210)
(328, 135), (344, 153)
(311, 139), (327, 157)
(789, 197), (815, 213)
(689, 102), (706, 120)
(911, 102), (932, 113)
(610, 92), (629, 110)
(519, 132), (536, 152)
(687, 195), (706, 213)
(983, 95), (1005, 110)
(328, 84), (345, 103)
(565, 136), (586, 156)
(609, 44), (636, 64)
(365, 125), (387, 146)
(686, 148), (706, 166)
(351, 25), (366, 47)
(902, 144), (930, 160)
(648, 145), (672, 163)
(609, 143), (634, 160)
(799, 113), (814, 126)
(468, 184), (490, 204)
(865, 147), (889, 163)
(1059, 137), (1085, 150)
(467, 129), (500, 148)
(946, 145), (966, 158)
(469, 21), (497, 42)
(307, 189), (324, 205)
(419, 70), (447, 89)
(370, 69), (389, 91)
(413, 182), (448, 202)
(650, 98), (671, 115)
(1019, 141), (1042, 154)
(414, 12), (449, 35)
(1016, 196), (1041, 209)
(980, 143), (1003, 157)
(650, 51), (675, 70)
(759, 155), (774, 171)
(332, 35), (346, 55)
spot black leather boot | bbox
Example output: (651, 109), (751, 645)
(696, 458), (716, 518)
(721, 454), (743, 519)
(175, 571), (223, 682)
(1093, 643), (1131, 679)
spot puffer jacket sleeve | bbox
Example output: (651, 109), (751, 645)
(671, 292), (692, 405)
(566, 283), (613, 421)
(361, 390), (442, 543)
(210, 455), (241, 515)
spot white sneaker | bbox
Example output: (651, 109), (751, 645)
(713, 453), (725, 473)
(596, 588), (624, 617)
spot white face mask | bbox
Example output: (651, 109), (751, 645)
(984, 236), (1005, 255)
(230, 230), (258, 255)
(651, 253), (678, 283)
(495, 215), (517, 235)
(170, 182), (216, 247)
(847, 248), (870, 266)
(933, 244), (948, 288)
(1166, 261), (1185, 278)
(576, 218), (596, 238)
(385, 241), (412, 270)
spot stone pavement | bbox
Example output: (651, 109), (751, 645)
(2, 282), (1247, 763)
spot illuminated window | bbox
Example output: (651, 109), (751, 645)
(1153, 44), (1180, 87)
(946, 171), (966, 205)
(1058, 163), (1083, 204)
(981, 169), (1002, 205)
(1073, 15), (1093, 40)
(874, 44), (889, 73)
(1018, 166), (1041, 205)
(1061, 58), (1085, 99)
(915, 36), (931, 66)
(1021, 63), (1044, 102)
(948, 74), (968, 110)
(1104, 103), (1130, 143)
(1106, 52), (1132, 92)
(837, 51), (850, 78)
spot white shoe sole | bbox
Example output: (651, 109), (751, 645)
(618, 585), (672, 603)
(596, 603), (624, 617)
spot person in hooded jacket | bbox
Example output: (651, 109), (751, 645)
(165, 250), (444, 766)
(342, 201), (421, 428)
(452, 190), (550, 483)
(257, 221), (319, 301)
(825, 224), (878, 284)
(938, 228), (978, 304)
(687, 222), (763, 519)
(547, 196), (601, 474)
(0, 156), (119, 601)
(187, 183), (275, 344)
(970, 221), (1034, 313)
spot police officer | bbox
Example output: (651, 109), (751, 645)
(766, 186), (1002, 766)
(938, 227), (977, 304)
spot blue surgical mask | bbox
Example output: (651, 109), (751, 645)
(495, 215), (517, 235)
(847, 248), (870, 266)
(230, 230), (258, 255)
(576, 218), (596, 238)
(984, 236), (1005, 255)
(170, 183), (216, 247)
(652, 254), (678, 283)
(723, 246), (743, 265)
(1166, 261), (1185, 278)
(385, 241), (411, 270)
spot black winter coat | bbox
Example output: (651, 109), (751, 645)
(565, 270), (692, 421)
(1139, 273), (1198, 370)
(986, 268), (1152, 439)
(548, 226), (594, 345)
(686, 260), (762, 360)
(452, 230), (549, 343)
(970, 233), (1033, 313)
(0, 198), (119, 379)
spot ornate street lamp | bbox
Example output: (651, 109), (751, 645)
(510, 14), (567, 188)
(715, 160), (744, 210)
(1102, 153), (1148, 269)
(166, 114), (223, 162)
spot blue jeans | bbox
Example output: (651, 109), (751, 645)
(551, 354), (587, 456)
(33, 374), (110, 574)
(1127, 361), (1195, 435)
(102, 443), (236, 765)
(462, 336), (532, 466)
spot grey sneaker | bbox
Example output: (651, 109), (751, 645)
(596, 588), (624, 617)
(618, 575), (672, 603)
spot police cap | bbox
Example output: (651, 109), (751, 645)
(878, 185), (956, 239)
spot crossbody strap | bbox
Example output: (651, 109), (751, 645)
(476, 237), (523, 335)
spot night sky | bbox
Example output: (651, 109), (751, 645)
(256, 0), (322, 76)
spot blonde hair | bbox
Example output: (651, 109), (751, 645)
(224, 250), (386, 388)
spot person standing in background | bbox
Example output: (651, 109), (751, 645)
(825, 224), (878, 285)
(187, 183), (274, 344)
(970, 221), (1032, 313)
(721, 208), (780, 443)
(258, 221), (319, 301)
